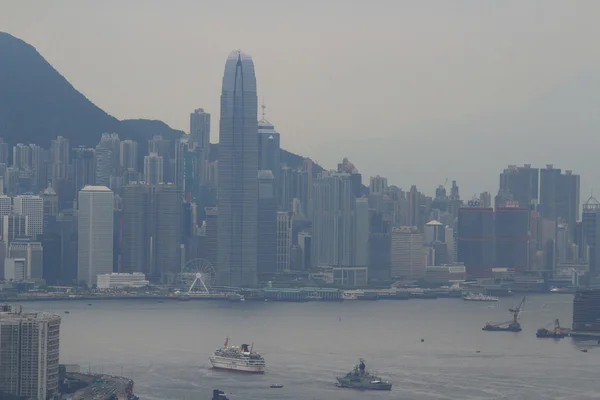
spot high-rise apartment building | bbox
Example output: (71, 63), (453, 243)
(369, 176), (388, 194)
(97, 132), (120, 175)
(190, 108), (211, 154)
(77, 186), (114, 286)
(276, 211), (292, 272)
(217, 50), (259, 288)
(0, 308), (61, 399)
(0, 138), (8, 165)
(391, 226), (426, 279)
(12, 143), (32, 170)
(148, 135), (171, 182)
(144, 153), (164, 185)
(94, 146), (113, 186)
(457, 207), (495, 278)
(13, 195), (43, 239)
(29, 144), (46, 191)
(120, 140), (138, 171)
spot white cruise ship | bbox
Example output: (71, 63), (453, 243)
(209, 337), (266, 373)
(462, 292), (499, 302)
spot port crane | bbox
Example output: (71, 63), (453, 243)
(482, 296), (526, 332)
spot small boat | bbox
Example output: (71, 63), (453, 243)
(87, 303), (92, 306)
(270, 384), (284, 388)
(64, 311), (70, 314)
(581, 349), (588, 353)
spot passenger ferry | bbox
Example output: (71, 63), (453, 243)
(209, 337), (266, 373)
(462, 292), (499, 302)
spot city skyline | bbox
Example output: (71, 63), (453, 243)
(2, 2), (600, 198)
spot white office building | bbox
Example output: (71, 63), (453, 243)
(13, 195), (43, 238)
(97, 272), (149, 289)
(78, 186), (114, 287)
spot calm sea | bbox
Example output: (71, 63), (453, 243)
(23, 294), (600, 400)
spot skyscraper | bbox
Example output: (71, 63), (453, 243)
(0, 308), (61, 399)
(457, 206), (495, 278)
(77, 186), (114, 286)
(539, 165), (580, 229)
(257, 170), (277, 277)
(190, 108), (211, 152)
(94, 146), (112, 186)
(391, 226), (425, 280)
(72, 147), (96, 194)
(120, 140), (138, 171)
(495, 206), (530, 273)
(258, 119), (281, 191)
(498, 164), (539, 208)
(144, 153), (164, 185)
(217, 50), (259, 288)
(97, 132), (121, 175)
(276, 211), (292, 272)
(13, 195), (43, 239)
(121, 183), (150, 274)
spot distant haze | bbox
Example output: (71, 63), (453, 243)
(2, 1), (599, 200)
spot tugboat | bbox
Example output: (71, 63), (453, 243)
(482, 296), (525, 332)
(212, 389), (229, 400)
(336, 359), (392, 391)
(270, 384), (284, 388)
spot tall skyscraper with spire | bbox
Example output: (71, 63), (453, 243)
(217, 50), (259, 287)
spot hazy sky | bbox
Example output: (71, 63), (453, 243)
(2, 1), (600, 200)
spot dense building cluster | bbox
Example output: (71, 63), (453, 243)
(0, 51), (594, 290)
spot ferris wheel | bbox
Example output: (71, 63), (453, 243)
(177, 258), (216, 294)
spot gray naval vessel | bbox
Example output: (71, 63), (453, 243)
(336, 359), (392, 391)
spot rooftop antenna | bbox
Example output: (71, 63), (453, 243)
(261, 98), (266, 121)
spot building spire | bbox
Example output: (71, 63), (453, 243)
(260, 98), (267, 122)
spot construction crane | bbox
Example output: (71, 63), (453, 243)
(536, 318), (570, 338)
(482, 296), (526, 332)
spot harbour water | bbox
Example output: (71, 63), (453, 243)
(24, 294), (600, 399)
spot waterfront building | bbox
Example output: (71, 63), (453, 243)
(457, 206), (495, 278)
(217, 50), (259, 288)
(77, 186), (114, 287)
(6, 238), (43, 281)
(257, 171), (277, 277)
(276, 211), (293, 273)
(495, 206), (529, 273)
(97, 272), (149, 289)
(368, 210), (391, 281)
(0, 308), (61, 399)
(572, 289), (600, 332)
(121, 183), (150, 274)
(582, 196), (600, 277)
(312, 172), (355, 268)
(13, 194), (43, 239)
(390, 226), (426, 280)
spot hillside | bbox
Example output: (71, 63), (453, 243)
(0, 32), (182, 150)
(0, 32), (315, 171)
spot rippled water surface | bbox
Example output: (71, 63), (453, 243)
(24, 294), (600, 399)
